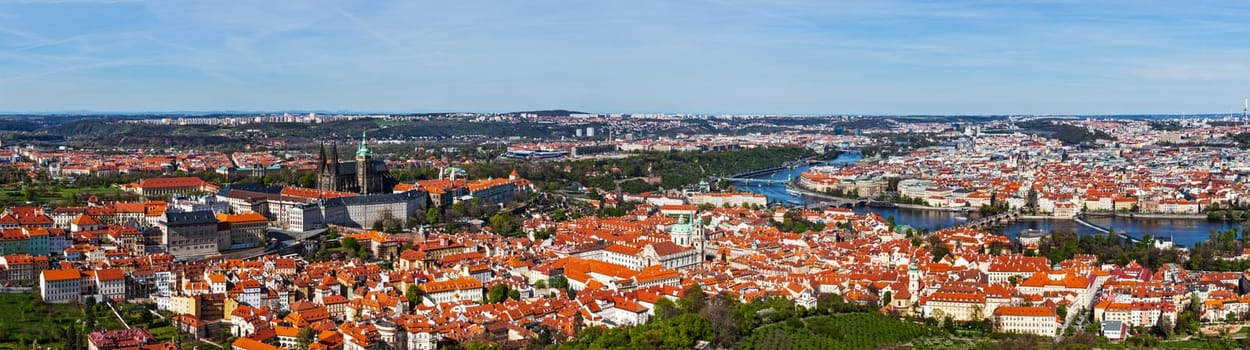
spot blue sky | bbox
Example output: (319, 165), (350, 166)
(0, 0), (1248, 115)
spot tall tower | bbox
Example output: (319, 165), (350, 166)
(1243, 98), (1247, 126)
(331, 143), (340, 172)
(356, 131), (372, 194)
(316, 142), (339, 192)
(330, 142), (340, 191)
(317, 143), (327, 172)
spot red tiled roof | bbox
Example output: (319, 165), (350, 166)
(43, 269), (81, 282)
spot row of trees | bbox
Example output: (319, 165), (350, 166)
(770, 211), (826, 233)
(453, 147), (815, 196)
(1033, 227), (1250, 272)
(1016, 120), (1114, 145)
(1206, 209), (1250, 221)
(1034, 231), (1184, 269)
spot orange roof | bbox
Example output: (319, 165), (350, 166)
(604, 244), (642, 255)
(71, 214), (102, 226)
(274, 326), (299, 338)
(280, 186), (357, 199)
(232, 337), (282, 350)
(95, 268), (125, 282)
(393, 183), (422, 192)
(207, 273), (227, 283)
(422, 276), (483, 293)
(994, 305), (1057, 318)
(216, 211), (268, 224)
(466, 178), (513, 192)
(43, 269), (81, 282)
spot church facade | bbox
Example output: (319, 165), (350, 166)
(316, 133), (397, 194)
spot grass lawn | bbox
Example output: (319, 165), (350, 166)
(147, 324), (179, 341)
(0, 184), (125, 207)
(57, 186), (123, 200)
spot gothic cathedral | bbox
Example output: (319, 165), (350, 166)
(316, 132), (397, 194)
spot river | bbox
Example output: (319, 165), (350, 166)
(733, 152), (1239, 247)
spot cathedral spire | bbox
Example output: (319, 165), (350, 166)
(356, 131), (371, 158)
(331, 142), (339, 173)
(318, 142), (327, 171)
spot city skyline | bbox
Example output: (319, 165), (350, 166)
(1, 0), (1249, 115)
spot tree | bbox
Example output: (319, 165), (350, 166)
(295, 326), (315, 350)
(1153, 316), (1174, 339)
(419, 207), (438, 226)
(941, 316), (956, 334)
(488, 284), (511, 304)
(881, 291), (892, 306)
(356, 247), (369, 260)
(489, 213), (517, 236)
(550, 275), (570, 290)
(1057, 304), (1068, 320)
(652, 298), (680, 321)
(315, 238), (330, 261)
(342, 237), (359, 250)
(678, 284), (707, 314)
(406, 284), (422, 307)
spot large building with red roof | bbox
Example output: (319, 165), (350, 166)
(123, 177), (218, 197)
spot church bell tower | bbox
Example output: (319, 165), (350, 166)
(356, 131), (372, 194)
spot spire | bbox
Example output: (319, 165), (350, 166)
(356, 131), (371, 158)
(318, 143), (327, 171)
(331, 142), (340, 174)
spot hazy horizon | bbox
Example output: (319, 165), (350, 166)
(2, 1), (1249, 115)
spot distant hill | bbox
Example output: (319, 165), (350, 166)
(511, 109), (588, 117)
(0, 119), (42, 131)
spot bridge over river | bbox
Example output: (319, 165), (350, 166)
(946, 210), (1142, 243)
(958, 210), (1022, 230)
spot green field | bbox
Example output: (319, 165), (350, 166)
(0, 185), (125, 207)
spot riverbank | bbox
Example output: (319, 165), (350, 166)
(737, 152), (1238, 247)
(786, 184), (968, 212)
(1083, 212), (1208, 220)
(892, 203), (967, 212)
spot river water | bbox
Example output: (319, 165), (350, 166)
(735, 152), (1239, 247)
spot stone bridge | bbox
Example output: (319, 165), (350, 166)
(960, 210), (1022, 230)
